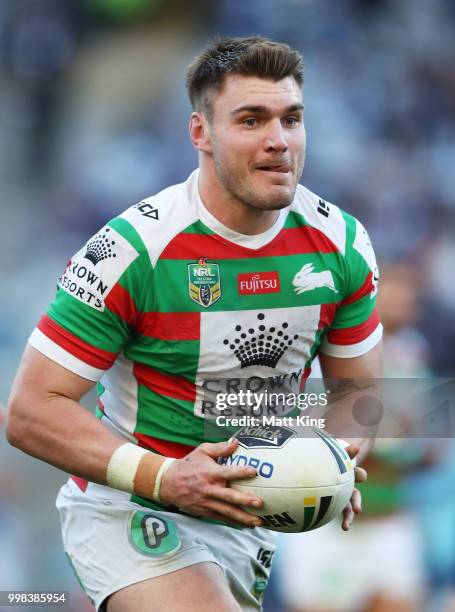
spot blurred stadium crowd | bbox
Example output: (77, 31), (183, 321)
(0, 0), (454, 611)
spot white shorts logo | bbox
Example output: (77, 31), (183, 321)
(292, 263), (338, 295)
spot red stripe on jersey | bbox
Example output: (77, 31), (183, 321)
(318, 303), (339, 330)
(341, 271), (374, 306)
(97, 397), (105, 414)
(160, 226), (338, 260)
(134, 363), (196, 402)
(71, 475), (88, 492)
(135, 312), (201, 340)
(134, 433), (195, 458)
(299, 366), (312, 391)
(327, 308), (380, 346)
(38, 314), (117, 370)
(104, 283), (139, 326)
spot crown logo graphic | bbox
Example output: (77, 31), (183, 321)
(84, 228), (117, 265)
(223, 313), (298, 369)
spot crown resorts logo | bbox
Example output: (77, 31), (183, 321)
(84, 228), (117, 266)
(223, 313), (298, 369)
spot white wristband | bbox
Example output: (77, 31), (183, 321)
(106, 443), (149, 494)
(153, 458), (176, 502)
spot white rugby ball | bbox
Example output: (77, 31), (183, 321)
(220, 426), (355, 533)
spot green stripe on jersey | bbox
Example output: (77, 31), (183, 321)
(109, 217), (150, 260)
(135, 386), (205, 446)
(182, 221), (216, 235)
(331, 293), (375, 329)
(126, 338), (200, 379)
(154, 253), (344, 313)
(283, 210), (311, 228)
(48, 289), (127, 352)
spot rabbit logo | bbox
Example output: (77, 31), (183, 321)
(292, 263), (338, 295)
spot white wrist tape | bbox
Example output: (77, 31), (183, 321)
(153, 458), (176, 502)
(106, 443), (149, 494)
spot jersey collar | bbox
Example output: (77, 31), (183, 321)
(191, 169), (289, 249)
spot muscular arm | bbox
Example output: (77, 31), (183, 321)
(6, 345), (263, 527)
(6, 345), (133, 485)
(318, 341), (383, 530)
(319, 340), (383, 463)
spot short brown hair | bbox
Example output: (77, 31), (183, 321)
(186, 36), (304, 118)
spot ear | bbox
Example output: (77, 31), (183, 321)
(189, 112), (213, 154)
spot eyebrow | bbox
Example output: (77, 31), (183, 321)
(230, 103), (304, 116)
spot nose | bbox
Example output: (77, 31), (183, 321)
(264, 119), (288, 153)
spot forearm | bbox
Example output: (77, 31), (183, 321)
(318, 342), (383, 465)
(7, 393), (167, 500)
(8, 391), (124, 482)
(6, 346), (167, 498)
(323, 381), (381, 464)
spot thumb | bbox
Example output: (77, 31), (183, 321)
(203, 438), (239, 459)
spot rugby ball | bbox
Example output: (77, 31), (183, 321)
(220, 426), (355, 533)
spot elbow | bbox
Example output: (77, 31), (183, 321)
(5, 396), (31, 450)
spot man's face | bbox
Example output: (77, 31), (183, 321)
(207, 74), (306, 211)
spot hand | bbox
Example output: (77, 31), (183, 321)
(341, 443), (367, 531)
(159, 438), (264, 528)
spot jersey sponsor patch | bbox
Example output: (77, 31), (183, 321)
(238, 272), (280, 295)
(128, 511), (181, 557)
(235, 425), (296, 449)
(194, 306), (320, 417)
(58, 226), (139, 312)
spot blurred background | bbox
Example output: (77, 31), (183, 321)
(0, 0), (454, 610)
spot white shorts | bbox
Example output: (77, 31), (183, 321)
(276, 513), (424, 611)
(56, 479), (277, 611)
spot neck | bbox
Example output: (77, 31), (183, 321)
(197, 161), (281, 235)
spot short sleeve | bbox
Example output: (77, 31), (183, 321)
(320, 216), (382, 358)
(29, 219), (150, 380)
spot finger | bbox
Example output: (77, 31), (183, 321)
(198, 509), (251, 529)
(205, 499), (263, 528)
(202, 438), (238, 459)
(342, 503), (354, 531)
(209, 486), (263, 508)
(345, 443), (360, 459)
(354, 466), (367, 483)
(350, 488), (362, 514)
(219, 464), (257, 481)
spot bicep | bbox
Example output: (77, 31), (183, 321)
(10, 344), (95, 406)
(319, 340), (383, 380)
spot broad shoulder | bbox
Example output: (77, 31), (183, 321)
(291, 184), (369, 258)
(114, 171), (199, 264)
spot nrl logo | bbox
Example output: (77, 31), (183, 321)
(188, 257), (221, 308)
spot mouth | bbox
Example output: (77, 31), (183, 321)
(256, 164), (291, 174)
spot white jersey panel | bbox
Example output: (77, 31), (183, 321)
(292, 185), (347, 256)
(99, 353), (139, 440)
(119, 172), (200, 267)
(194, 305), (321, 417)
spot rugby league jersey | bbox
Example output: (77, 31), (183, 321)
(29, 170), (382, 457)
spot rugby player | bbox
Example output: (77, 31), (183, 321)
(7, 37), (382, 611)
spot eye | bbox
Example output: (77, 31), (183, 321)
(283, 115), (301, 127)
(242, 117), (258, 127)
